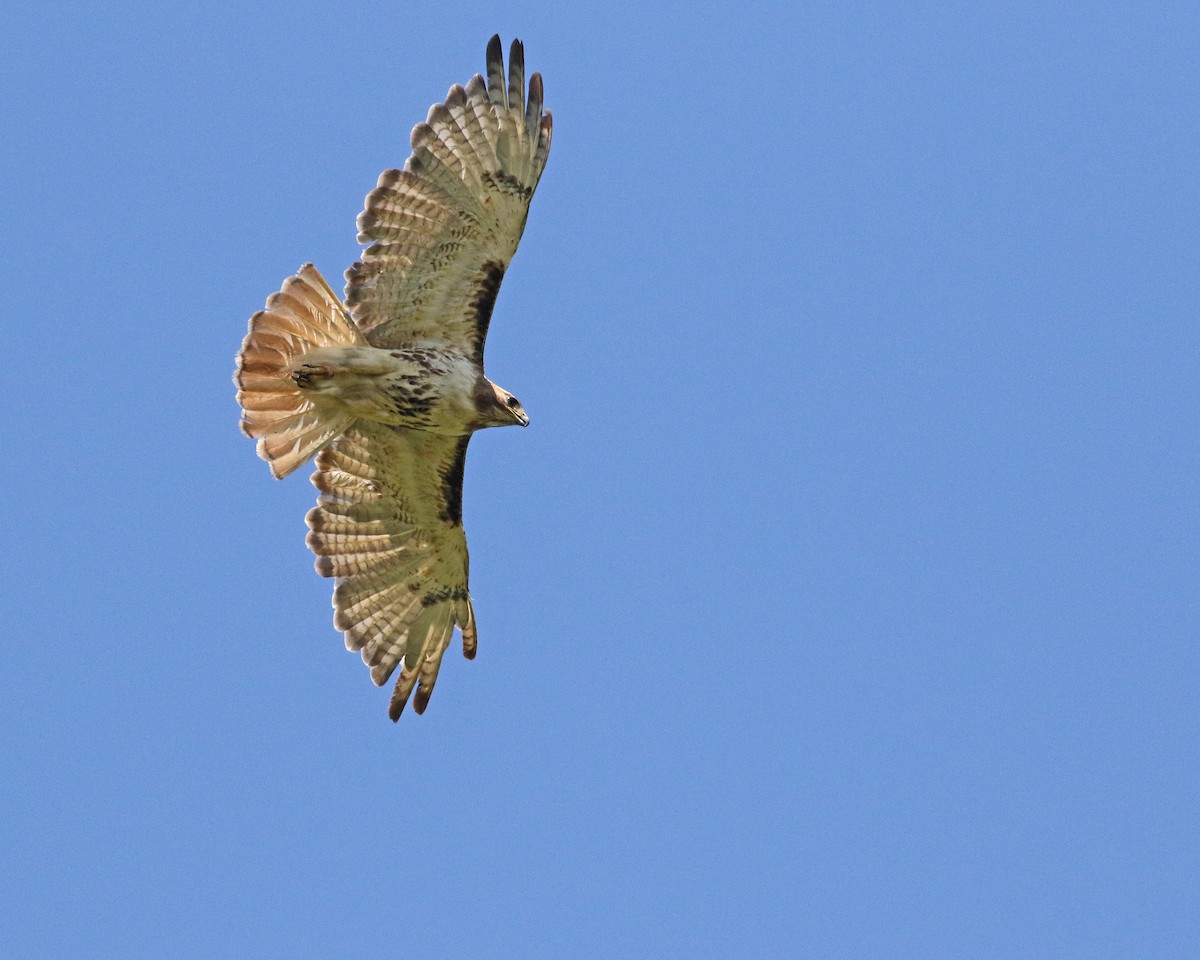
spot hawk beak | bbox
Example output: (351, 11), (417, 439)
(515, 410), (530, 427)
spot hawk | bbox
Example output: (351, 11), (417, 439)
(233, 36), (552, 720)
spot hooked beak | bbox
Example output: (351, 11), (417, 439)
(514, 409), (530, 427)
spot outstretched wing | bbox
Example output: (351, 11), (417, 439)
(345, 35), (553, 361)
(305, 421), (478, 719)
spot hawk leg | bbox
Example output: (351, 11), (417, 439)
(291, 363), (333, 388)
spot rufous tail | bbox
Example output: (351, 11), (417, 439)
(234, 263), (367, 479)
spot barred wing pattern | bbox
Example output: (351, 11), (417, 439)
(345, 35), (553, 360)
(306, 422), (477, 718)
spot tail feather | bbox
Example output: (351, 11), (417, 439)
(234, 263), (366, 479)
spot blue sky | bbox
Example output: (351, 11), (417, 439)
(2, 1), (1196, 956)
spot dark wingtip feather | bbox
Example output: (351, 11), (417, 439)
(508, 38), (525, 111)
(485, 34), (506, 107)
(486, 34), (503, 75)
(461, 619), (478, 660)
(312, 554), (335, 578)
(526, 73), (545, 142)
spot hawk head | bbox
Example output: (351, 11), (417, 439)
(475, 380), (529, 428)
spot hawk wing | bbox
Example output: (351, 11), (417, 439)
(305, 421), (477, 719)
(345, 35), (553, 361)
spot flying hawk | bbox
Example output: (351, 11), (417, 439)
(233, 36), (552, 720)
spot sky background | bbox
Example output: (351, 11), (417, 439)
(1, 1), (1197, 957)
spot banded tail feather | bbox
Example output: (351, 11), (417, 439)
(234, 263), (366, 478)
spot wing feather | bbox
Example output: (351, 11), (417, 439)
(344, 35), (552, 361)
(306, 422), (475, 718)
(485, 34), (507, 109)
(507, 39), (525, 117)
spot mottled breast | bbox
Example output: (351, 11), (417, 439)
(380, 347), (482, 433)
(295, 344), (481, 433)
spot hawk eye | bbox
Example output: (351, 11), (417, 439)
(507, 397), (521, 408)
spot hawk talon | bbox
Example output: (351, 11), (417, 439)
(291, 363), (330, 388)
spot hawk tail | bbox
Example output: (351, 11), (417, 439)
(234, 263), (366, 478)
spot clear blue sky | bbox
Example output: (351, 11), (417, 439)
(2, 2), (1196, 957)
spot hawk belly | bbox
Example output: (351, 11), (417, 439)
(290, 345), (480, 433)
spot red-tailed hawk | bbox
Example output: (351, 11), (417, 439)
(233, 36), (552, 720)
